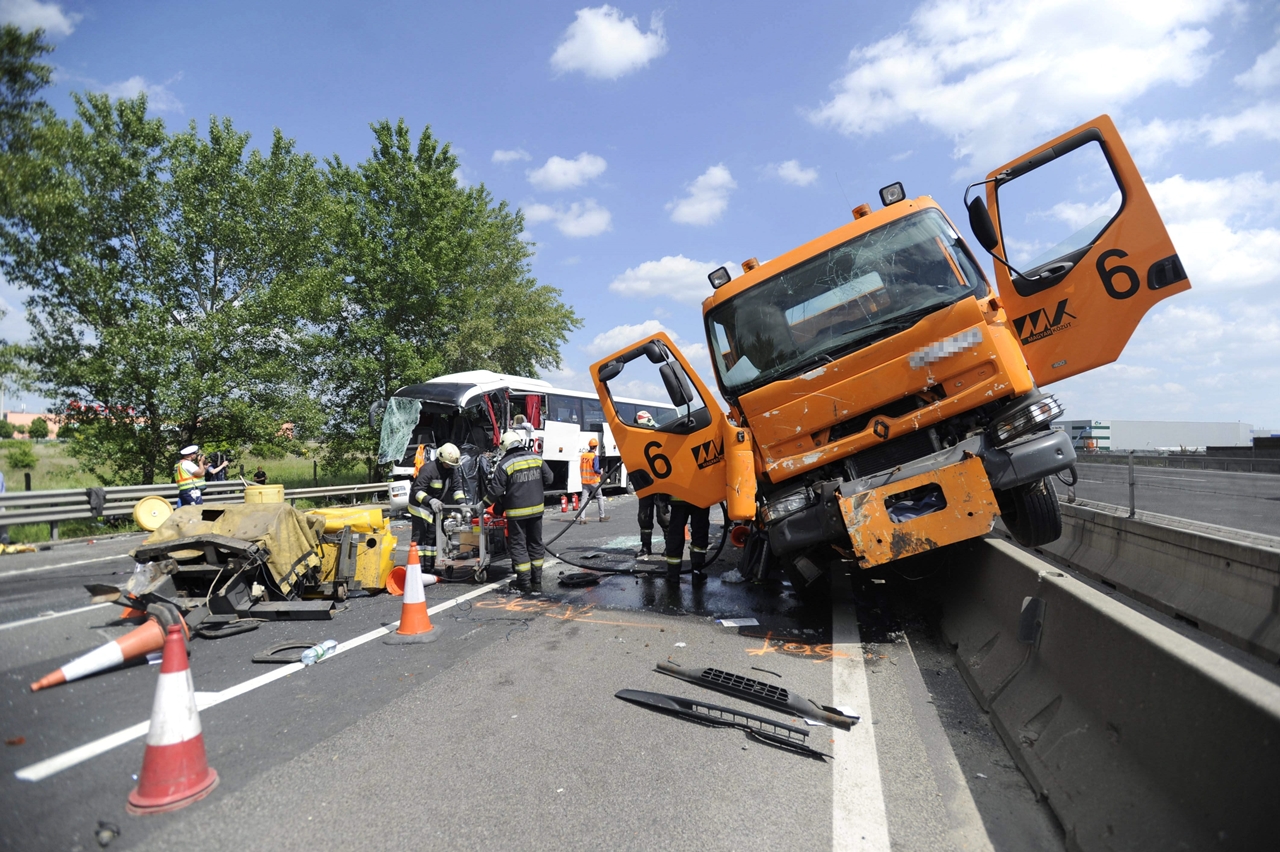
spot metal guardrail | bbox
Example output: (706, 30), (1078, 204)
(1075, 453), (1280, 474)
(0, 481), (390, 539)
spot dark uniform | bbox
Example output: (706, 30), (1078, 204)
(664, 497), (711, 584)
(632, 475), (669, 558)
(486, 445), (553, 593)
(408, 458), (464, 572)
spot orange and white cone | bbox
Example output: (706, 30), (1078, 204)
(384, 542), (439, 645)
(126, 624), (219, 815)
(30, 608), (186, 692)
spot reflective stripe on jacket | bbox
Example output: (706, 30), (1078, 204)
(174, 461), (204, 492)
(487, 449), (552, 518)
(580, 451), (600, 486)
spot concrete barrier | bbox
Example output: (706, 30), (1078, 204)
(928, 538), (1280, 851)
(1018, 503), (1280, 664)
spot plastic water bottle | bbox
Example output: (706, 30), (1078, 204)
(300, 639), (338, 666)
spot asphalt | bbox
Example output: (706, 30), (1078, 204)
(0, 495), (1064, 852)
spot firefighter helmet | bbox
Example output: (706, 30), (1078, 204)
(437, 443), (461, 466)
(499, 431), (525, 452)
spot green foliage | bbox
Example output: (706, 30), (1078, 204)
(319, 120), (580, 468)
(6, 440), (36, 469)
(11, 422), (24, 434)
(27, 416), (47, 439)
(0, 419), (12, 439)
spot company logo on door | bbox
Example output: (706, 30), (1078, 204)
(1012, 299), (1076, 344)
(691, 438), (724, 469)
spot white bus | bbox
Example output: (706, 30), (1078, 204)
(372, 370), (677, 508)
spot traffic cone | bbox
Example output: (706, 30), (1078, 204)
(561, 495), (568, 513)
(384, 541), (439, 645)
(30, 607), (186, 692)
(126, 625), (219, 815)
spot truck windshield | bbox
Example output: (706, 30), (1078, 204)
(706, 208), (988, 394)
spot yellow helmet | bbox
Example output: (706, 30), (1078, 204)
(588, 437), (598, 448)
(500, 431), (525, 453)
(437, 443), (461, 466)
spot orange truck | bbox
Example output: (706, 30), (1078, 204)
(590, 116), (1190, 592)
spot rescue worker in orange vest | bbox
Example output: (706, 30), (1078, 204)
(408, 443), (465, 575)
(486, 430), (553, 594)
(578, 437), (609, 524)
(174, 445), (208, 507)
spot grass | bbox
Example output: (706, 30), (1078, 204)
(0, 442), (375, 544)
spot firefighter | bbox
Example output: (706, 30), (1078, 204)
(632, 410), (667, 557)
(578, 437), (609, 523)
(664, 497), (711, 585)
(487, 430), (553, 594)
(408, 443), (464, 574)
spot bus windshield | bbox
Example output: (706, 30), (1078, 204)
(706, 209), (988, 395)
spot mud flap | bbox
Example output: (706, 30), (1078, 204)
(839, 455), (998, 567)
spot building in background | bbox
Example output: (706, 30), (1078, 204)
(2, 412), (59, 439)
(1054, 420), (1256, 453)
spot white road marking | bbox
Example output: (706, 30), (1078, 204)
(0, 552), (133, 579)
(832, 596), (891, 851)
(0, 602), (112, 631)
(14, 578), (509, 782)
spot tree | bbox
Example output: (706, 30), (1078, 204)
(27, 415), (46, 439)
(0, 90), (334, 484)
(0, 25), (55, 216)
(0, 419), (13, 439)
(320, 120), (580, 468)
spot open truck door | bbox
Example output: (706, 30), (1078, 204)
(967, 114), (1190, 386)
(591, 333), (756, 518)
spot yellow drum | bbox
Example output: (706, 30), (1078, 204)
(133, 496), (173, 532)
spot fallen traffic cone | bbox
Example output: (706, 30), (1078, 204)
(30, 606), (186, 692)
(384, 542), (439, 645)
(126, 624), (219, 815)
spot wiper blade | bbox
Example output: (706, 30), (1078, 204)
(616, 689), (830, 759)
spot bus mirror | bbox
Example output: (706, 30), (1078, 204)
(967, 196), (1000, 253)
(659, 362), (692, 407)
(597, 360), (623, 382)
(368, 400), (385, 431)
(643, 341), (666, 364)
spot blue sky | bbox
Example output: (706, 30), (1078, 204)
(2, 0), (1278, 430)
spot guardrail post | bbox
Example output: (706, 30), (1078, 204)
(313, 460), (318, 487)
(1128, 451), (1136, 518)
(24, 472), (30, 491)
(49, 521), (58, 540)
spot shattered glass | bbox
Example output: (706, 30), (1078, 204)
(377, 397), (423, 464)
(706, 209), (988, 394)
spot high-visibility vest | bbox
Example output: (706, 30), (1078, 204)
(174, 461), (204, 492)
(580, 451), (599, 486)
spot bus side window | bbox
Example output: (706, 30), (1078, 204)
(547, 394), (582, 424)
(583, 397), (605, 430)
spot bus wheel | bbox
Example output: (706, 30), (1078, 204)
(995, 477), (1062, 548)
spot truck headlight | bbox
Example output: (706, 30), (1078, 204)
(761, 488), (813, 524)
(989, 393), (1063, 445)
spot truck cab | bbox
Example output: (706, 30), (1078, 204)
(591, 116), (1190, 591)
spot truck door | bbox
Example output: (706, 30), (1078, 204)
(591, 333), (733, 510)
(974, 114), (1190, 385)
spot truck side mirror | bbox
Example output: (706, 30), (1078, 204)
(967, 196), (1000, 253)
(597, 360), (623, 382)
(643, 341), (666, 364)
(659, 362), (692, 407)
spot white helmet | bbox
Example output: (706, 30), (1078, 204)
(437, 443), (461, 466)
(499, 430), (525, 452)
(636, 410), (656, 428)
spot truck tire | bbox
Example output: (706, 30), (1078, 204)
(995, 477), (1062, 548)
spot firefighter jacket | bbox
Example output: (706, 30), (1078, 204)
(486, 447), (553, 519)
(408, 459), (464, 521)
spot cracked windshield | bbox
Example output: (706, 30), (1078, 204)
(707, 209), (988, 393)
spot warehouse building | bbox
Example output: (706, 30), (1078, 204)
(1053, 420), (1256, 453)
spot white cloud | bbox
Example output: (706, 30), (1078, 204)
(809, 0), (1229, 172)
(667, 164), (735, 226)
(608, 255), (728, 304)
(103, 75), (184, 113)
(0, 0), (79, 36)
(551, 5), (667, 80)
(587, 319), (670, 356)
(1126, 103), (1280, 165)
(1235, 38), (1280, 91)
(770, 160), (819, 187)
(523, 199), (612, 237)
(492, 148), (531, 164)
(527, 152), (607, 190)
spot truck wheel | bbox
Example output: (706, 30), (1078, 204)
(996, 477), (1062, 547)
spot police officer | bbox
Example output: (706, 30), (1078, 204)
(487, 430), (553, 594)
(174, 445), (208, 507)
(664, 497), (711, 585)
(408, 443), (465, 575)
